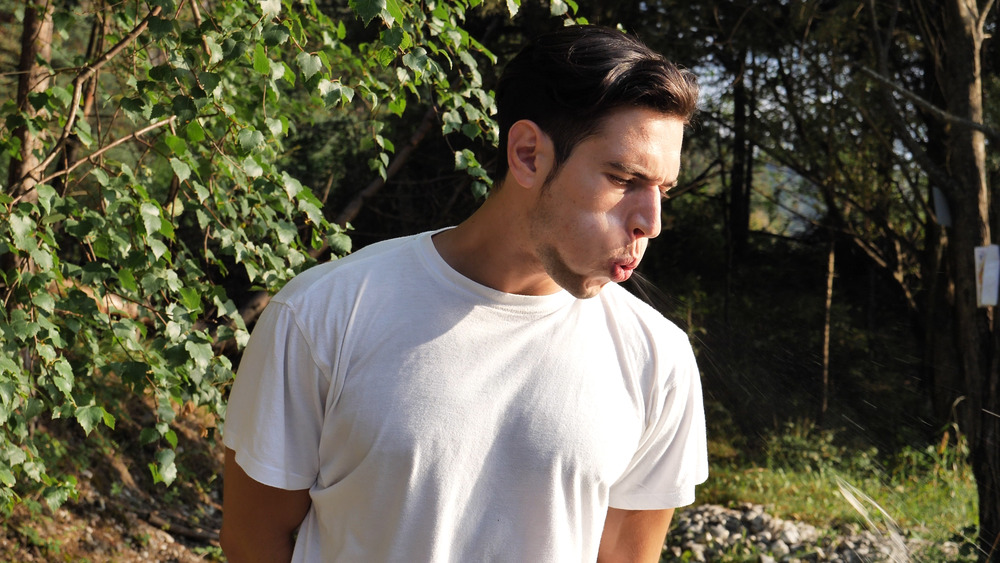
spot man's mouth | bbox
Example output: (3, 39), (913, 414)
(611, 257), (640, 283)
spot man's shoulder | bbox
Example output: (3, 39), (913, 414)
(273, 231), (431, 306)
(598, 283), (689, 345)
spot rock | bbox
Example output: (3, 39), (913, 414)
(771, 539), (791, 556)
(708, 524), (730, 543)
(661, 503), (934, 562)
(779, 524), (800, 545)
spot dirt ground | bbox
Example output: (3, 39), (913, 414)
(1, 402), (225, 562)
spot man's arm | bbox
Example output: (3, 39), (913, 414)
(220, 447), (313, 562)
(597, 507), (674, 563)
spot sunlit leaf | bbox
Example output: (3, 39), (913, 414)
(170, 158), (191, 182)
(296, 51), (323, 80)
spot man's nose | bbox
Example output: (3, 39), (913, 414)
(631, 190), (662, 240)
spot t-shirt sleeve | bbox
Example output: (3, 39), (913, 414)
(608, 331), (708, 510)
(223, 300), (328, 491)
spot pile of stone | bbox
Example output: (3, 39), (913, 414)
(662, 503), (960, 562)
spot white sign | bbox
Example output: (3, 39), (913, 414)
(975, 245), (1000, 307)
(932, 188), (952, 227)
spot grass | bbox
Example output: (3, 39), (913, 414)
(690, 420), (979, 560)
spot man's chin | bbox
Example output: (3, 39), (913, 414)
(564, 279), (611, 300)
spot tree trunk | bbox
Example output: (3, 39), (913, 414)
(3, 3), (53, 290)
(728, 49), (751, 262)
(7, 2), (53, 202)
(821, 235), (835, 422)
(938, 0), (998, 557)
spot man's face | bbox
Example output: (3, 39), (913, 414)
(529, 107), (685, 299)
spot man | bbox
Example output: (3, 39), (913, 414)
(221, 25), (707, 562)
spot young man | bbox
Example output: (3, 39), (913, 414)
(221, 25), (707, 562)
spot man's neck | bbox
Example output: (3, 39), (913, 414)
(432, 190), (561, 296)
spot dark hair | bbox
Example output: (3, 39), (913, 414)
(494, 25), (699, 186)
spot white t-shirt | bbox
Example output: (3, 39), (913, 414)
(224, 230), (708, 562)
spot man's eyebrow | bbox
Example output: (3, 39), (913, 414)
(607, 161), (677, 187)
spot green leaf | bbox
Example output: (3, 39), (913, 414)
(141, 202), (162, 236)
(52, 359), (74, 396)
(296, 51), (323, 80)
(402, 49), (427, 72)
(266, 117), (283, 137)
(148, 239), (169, 261)
(171, 95), (197, 123)
(0, 467), (14, 488)
(49, 85), (71, 108)
(31, 292), (55, 313)
(118, 269), (138, 292)
(150, 0), (176, 12)
(204, 35), (223, 65)
(253, 43), (270, 75)
(388, 95), (406, 116)
(384, 0), (404, 25)
(223, 37), (247, 61)
(506, 0), (520, 17)
(381, 28), (406, 50)
(375, 47), (395, 68)
(0, 380), (17, 408)
(319, 79), (354, 107)
(275, 220), (297, 244)
(43, 481), (74, 512)
(350, 0), (386, 25)
(28, 92), (48, 111)
(260, 0), (281, 18)
(164, 134), (187, 156)
(185, 340), (213, 373)
(298, 197), (323, 225)
(74, 120), (94, 148)
(75, 404), (114, 435)
(238, 128), (265, 151)
(269, 59), (286, 82)
(263, 24), (290, 46)
(243, 156), (263, 178)
(186, 119), (205, 143)
(170, 158), (191, 182)
(9, 214), (34, 251)
(140, 428), (159, 445)
(121, 97), (148, 121)
(198, 72), (221, 96)
(178, 287), (202, 313)
(148, 15), (174, 36)
(35, 183), (57, 214)
(328, 232), (352, 255)
(149, 449), (177, 486)
(281, 171), (303, 198)
(149, 64), (174, 82)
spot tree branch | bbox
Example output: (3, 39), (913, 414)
(858, 66), (1000, 144)
(237, 107), (441, 328)
(23, 5), (163, 184)
(335, 106), (438, 227)
(34, 116), (177, 188)
(979, 0), (995, 30)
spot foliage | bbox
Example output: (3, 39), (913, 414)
(0, 0), (552, 514)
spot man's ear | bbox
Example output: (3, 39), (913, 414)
(506, 120), (553, 189)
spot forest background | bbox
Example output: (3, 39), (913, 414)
(0, 0), (997, 561)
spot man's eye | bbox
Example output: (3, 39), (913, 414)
(608, 175), (629, 186)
